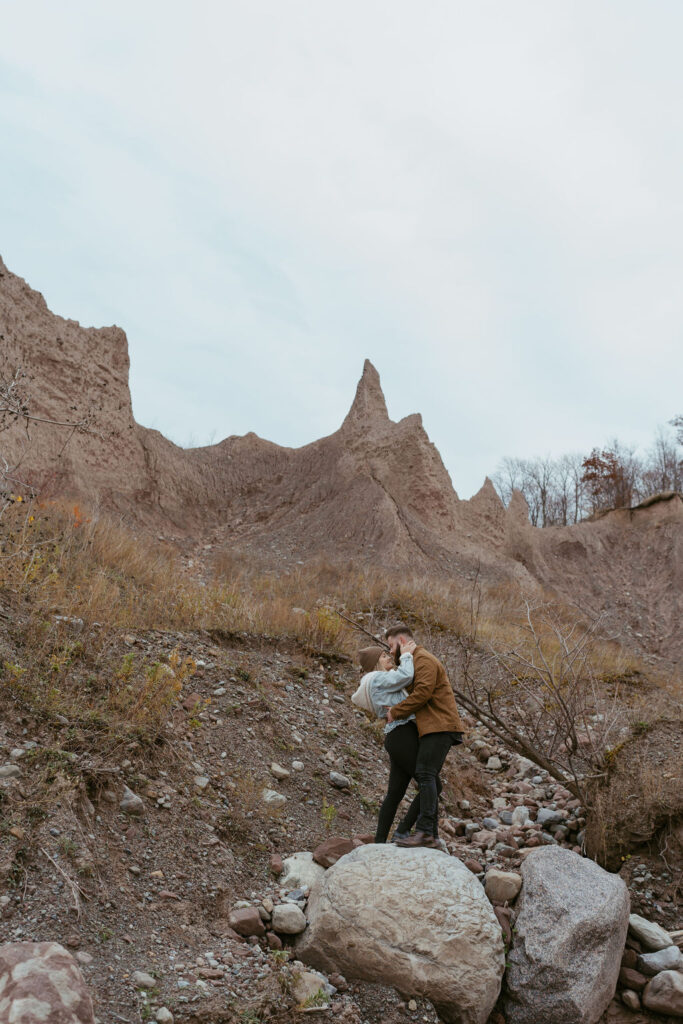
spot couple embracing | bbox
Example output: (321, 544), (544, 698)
(352, 625), (465, 848)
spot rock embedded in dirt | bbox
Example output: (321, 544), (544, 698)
(504, 847), (630, 1024)
(261, 787), (287, 807)
(155, 1010), (174, 1024)
(228, 907), (266, 938)
(484, 869), (522, 905)
(628, 913), (674, 952)
(296, 845), (504, 1024)
(270, 853), (284, 876)
(0, 941), (94, 1023)
(329, 771), (350, 789)
(0, 764), (21, 778)
(132, 970), (157, 989)
(119, 784), (145, 816)
(280, 852), (326, 892)
(313, 837), (358, 868)
(290, 966), (331, 1006)
(642, 970), (683, 1016)
(272, 904), (307, 935)
(270, 762), (290, 780)
(636, 944), (683, 975)
(292, 760), (305, 771)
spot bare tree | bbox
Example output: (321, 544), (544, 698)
(492, 419), (681, 528)
(640, 427), (682, 495)
(448, 595), (624, 806)
(671, 415), (683, 446)
(491, 456), (527, 508)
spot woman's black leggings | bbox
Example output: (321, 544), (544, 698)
(375, 721), (442, 843)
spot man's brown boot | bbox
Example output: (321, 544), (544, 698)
(394, 831), (438, 849)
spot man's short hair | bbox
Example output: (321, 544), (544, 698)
(385, 625), (414, 640)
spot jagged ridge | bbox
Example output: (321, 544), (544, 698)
(1, 255), (681, 661)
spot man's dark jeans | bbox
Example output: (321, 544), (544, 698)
(414, 730), (462, 836)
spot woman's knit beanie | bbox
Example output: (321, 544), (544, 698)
(358, 646), (383, 674)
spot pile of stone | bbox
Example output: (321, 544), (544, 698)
(441, 737), (587, 874)
(224, 840), (371, 1010)
(615, 913), (683, 1017)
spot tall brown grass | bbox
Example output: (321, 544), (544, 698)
(0, 500), (674, 756)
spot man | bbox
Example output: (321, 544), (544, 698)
(385, 625), (464, 848)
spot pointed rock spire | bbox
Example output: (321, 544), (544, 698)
(470, 477), (504, 511)
(341, 360), (390, 432)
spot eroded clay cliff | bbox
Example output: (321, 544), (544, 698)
(1, 256), (681, 662)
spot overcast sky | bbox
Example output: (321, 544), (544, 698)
(2, 2), (682, 498)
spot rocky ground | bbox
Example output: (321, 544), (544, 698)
(1, 620), (681, 1023)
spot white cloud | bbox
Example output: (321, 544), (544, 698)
(1, 1), (682, 496)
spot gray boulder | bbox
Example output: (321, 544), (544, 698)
(505, 847), (630, 1024)
(296, 844), (504, 1024)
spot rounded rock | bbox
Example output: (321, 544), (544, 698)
(484, 869), (522, 905)
(628, 913), (675, 952)
(642, 970), (683, 1016)
(272, 903), (307, 935)
(132, 970), (157, 989)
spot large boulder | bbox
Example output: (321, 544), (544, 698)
(505, 847), (630, 1024)
(0, 941), (94, 1023)
(296, 844), (505, 1024)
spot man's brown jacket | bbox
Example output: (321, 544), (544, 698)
(390, 646), (465, 736)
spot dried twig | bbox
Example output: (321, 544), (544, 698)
(39, 846), (90, 918)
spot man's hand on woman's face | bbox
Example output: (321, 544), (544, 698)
(399, 639), (416, 655)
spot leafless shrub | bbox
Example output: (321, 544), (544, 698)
(450, 588), (628, 806)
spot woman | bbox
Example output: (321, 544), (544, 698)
(352, 640), (441, 844)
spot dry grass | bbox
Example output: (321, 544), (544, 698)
(584, 718), (683, 872)
(0, 500), (674, 761)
